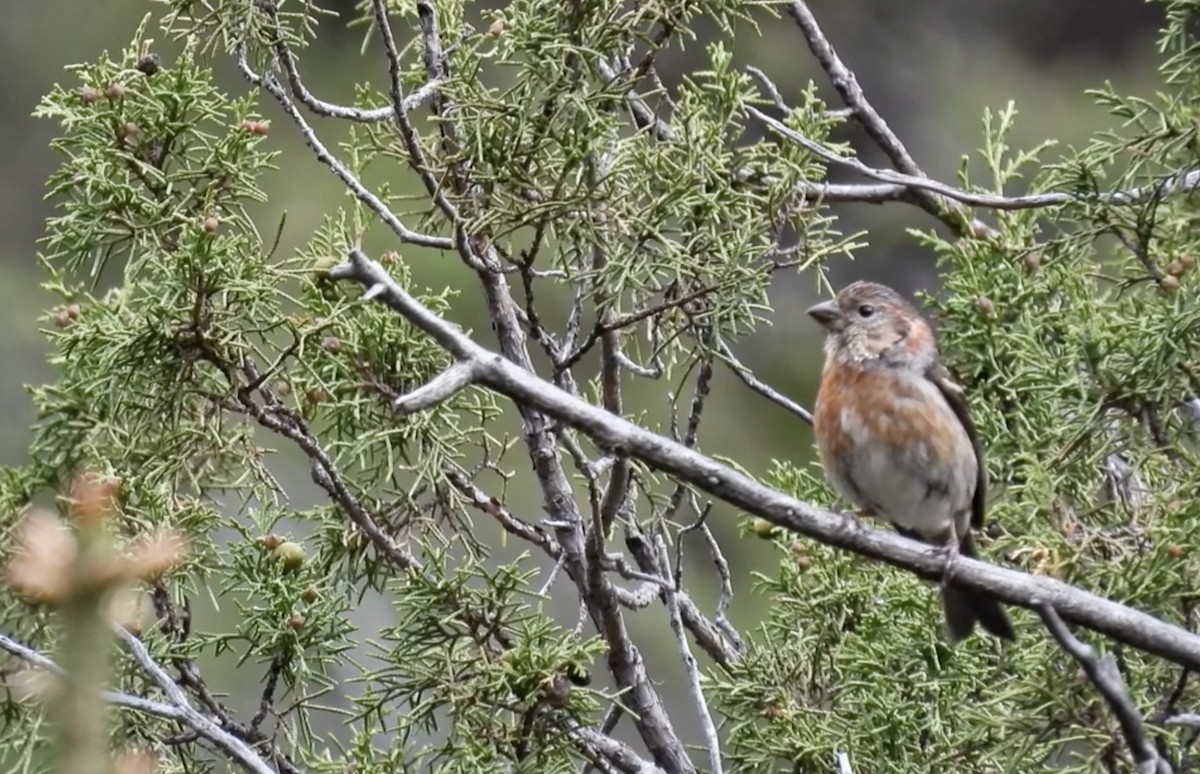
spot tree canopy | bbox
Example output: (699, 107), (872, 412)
(4, 1), (1200, 772)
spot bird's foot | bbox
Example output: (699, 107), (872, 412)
(841, 508), (872, 532)
(931, 535), (961, 591)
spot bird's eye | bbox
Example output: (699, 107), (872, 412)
(857, 304), (875, 318)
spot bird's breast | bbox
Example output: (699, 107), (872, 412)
(814, 364), (976, 538)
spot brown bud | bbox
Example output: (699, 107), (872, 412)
(136, 53), (162, 75)
(795, 555), (813, 572)
(113, 748), (158, 774)
(1074, 668), (1088, 684)
(788, 541), (807, 556)
(5, 511), (76, 604)
(119, 122), (141, 140)
(301, 585), (319, 603)
(379, 251), (400, 267)
(1167, 260), (1186, 277)
(274, 381), (292, 397)
(488, 18), (505, 37)
(1166, 544), (1187, 559)
(104, 82), (127, 100)
(125, 530), (189, 581)
(54, 310), (73, 328)
(70, 472), (121, 524)
(975, 295), (995, 316)
(1021, 252), (1040, 274)
(1161, 275), (1181, 292)
(239, 119), (270, 136)
(258, 533), (285, 551)
(1180, 255), (1196, 271)
(321, 336), (342, 353)
(541, 674), (571, 708)
(80, 86), (101, 105)
(202, 216), (219, 234)
(764, 704), (785, 720)
(305, 388), (329, 405)
(65, 303), (82, 320)
(287, 612), (306, 630)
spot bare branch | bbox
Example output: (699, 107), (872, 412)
(260, 0), (439, 122)
(656, 533), (723, 774)
(782, 0), (989, 237)
(751, 104), (1200, 217)
(328, 8), (693, 760)
(1165, 714), (1200, 729)
(393, 361), (479, 415)
(687, 499), (746, 655)
(235, 48), (453, 252)
(614, 351), (662, 379)
(572, 727), (668, 774)
(1035, 603), (1172, 773)
(0, 633), (280, 774)
(220, 359), (421, 571)
(114, 629), (282, 774)
(444, 468), (559, 555)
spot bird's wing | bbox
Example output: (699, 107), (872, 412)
(926, 361), (987, 529)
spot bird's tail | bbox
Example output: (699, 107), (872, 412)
(941, 533), (1015, 643)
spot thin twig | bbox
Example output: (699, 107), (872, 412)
(717, 338), (813, 425)
(445, 468), (559, 555)
(750, 104), (1200, 217)
(235, 48), (452, 252)
(656, 533), (723, 774)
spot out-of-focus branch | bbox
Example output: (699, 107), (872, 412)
(1034, 603), (1173, 774)
(0, 633), (280, 774)
(331, 247), (1200, 673)
(112, 627), (285, 774)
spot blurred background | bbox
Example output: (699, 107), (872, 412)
(0, 0), (1169, 758)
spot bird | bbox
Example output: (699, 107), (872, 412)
(807, 280), (1014, 643)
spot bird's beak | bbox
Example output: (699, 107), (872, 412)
(806, 299), (843, 331)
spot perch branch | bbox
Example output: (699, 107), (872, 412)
(329, 247), (1200, 674)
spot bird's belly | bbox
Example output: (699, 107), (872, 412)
(849, 443), (958, 537)
(824, 372), (977, 540)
